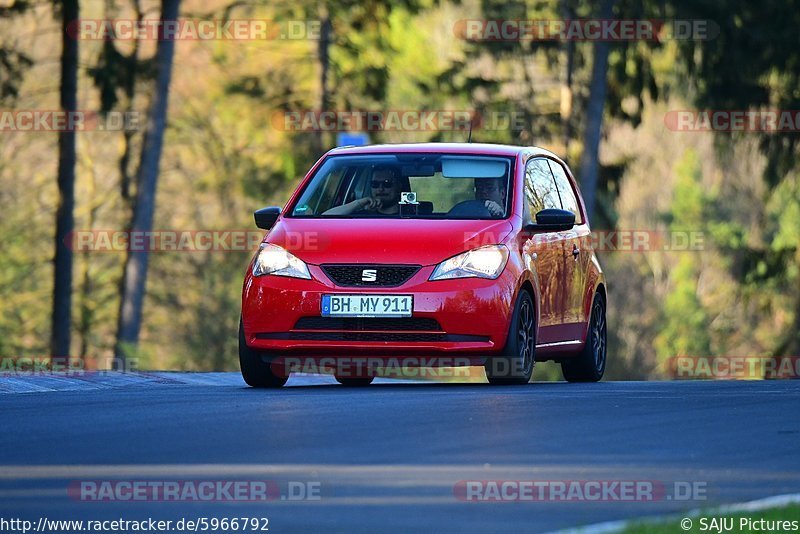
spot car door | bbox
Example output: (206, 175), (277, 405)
(520, 157), (569, 344)
(547, 158), (591, 340)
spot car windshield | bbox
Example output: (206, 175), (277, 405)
(289, 153), (513, 219)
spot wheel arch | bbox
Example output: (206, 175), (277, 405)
(518, 278), (539, 340)
(595, 282), (607, 306)
(579, 280), (606, 344)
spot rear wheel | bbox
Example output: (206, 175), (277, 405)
(335, 376), (374, 387)
(239, 318), (287, 388)
(561, 293), (606, 382)
(485, 290), (536, 385)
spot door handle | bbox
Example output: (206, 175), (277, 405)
(572, 245), (580, 258)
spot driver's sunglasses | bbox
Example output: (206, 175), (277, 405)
(371, 179), (395, 189)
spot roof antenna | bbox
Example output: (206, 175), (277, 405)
(467, 113), (474, 143)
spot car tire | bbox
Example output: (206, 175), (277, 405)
(485, 290), (536, 385)
(239, 318), (288, 388)
(335, 376), (374, 387)
(561, 292), (606, 382)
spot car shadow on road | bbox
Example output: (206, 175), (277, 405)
(238, 378), (590, 392)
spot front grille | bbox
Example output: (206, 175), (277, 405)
(284, 332), (447, 342)
(294, 317), (441, 332)
(256, 314), (491, 343)
(321, 264), (421, 287)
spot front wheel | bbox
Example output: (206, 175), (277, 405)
(561, 293), (607, 382)
(239, 318), (288, 388)
(485, 291), (536, 385)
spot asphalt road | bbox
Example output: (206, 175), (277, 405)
(1, 374), (799, 533)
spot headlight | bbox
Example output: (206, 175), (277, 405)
(429, 244), (509, 281)
(252, 243), (311, 279)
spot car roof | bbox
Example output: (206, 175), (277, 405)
(326, 142), (562, 160)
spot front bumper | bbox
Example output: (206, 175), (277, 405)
(241, 264), (516, 360)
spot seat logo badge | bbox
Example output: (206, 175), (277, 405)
(361, 269), (377, 282)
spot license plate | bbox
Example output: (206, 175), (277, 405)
(321, 294), (413, 318)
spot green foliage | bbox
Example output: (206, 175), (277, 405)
(654, 255), (711, 362)
(0, 1), (33, 102)
(0, 48), (33, 103)
(670, 150), (706, 224)
(768, 176), (800, 255)
(88, 41), (155, 113)
(654, 150), (712, 364)
(673, 0), (800, 185)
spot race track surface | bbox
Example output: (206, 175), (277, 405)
(1, 373), (798, 532)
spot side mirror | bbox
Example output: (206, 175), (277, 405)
(254, 207), (281, 230)
(524, 208), (576, 232)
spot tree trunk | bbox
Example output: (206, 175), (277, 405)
(51, 0), (80, 365)
(114, 0), (181, 367)
(578, 0), (615, 224)
(314, 7), (332, 155)
(560, 0), (575, 153)
(77, 152), (98, 361)
(120, 0), (143, 210)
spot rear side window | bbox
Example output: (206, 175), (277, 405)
(547, 160), (582, 223)
(525, 158), (560, 219)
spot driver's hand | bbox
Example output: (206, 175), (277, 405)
(359, 197), (382, 211)
(484, 200), (503, 216)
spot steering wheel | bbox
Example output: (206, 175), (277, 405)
(447, 200), (492, 217)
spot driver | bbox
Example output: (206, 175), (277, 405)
(474, 178), (506, 217)
(324, 166), (403, 215)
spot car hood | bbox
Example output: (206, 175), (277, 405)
(265, 218), (514, 266)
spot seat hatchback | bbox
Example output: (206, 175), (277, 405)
(240, 143), (607, 387)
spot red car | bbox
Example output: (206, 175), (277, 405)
(240, 143), (606, 387)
